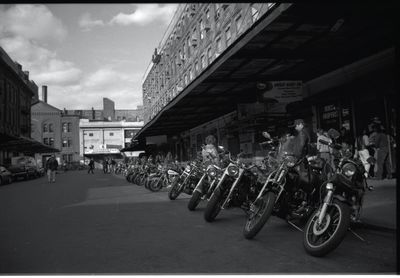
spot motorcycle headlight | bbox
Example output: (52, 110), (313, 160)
(342, 163), (356, 178)
(207, 166), (217, 177)
(227, 165), (239, 177)
(326, 182), (334, 190)
(285, 155), (297, 168)
(185, 165), (191, 172)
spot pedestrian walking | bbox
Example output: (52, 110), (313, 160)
(371, 124), (392, 179)
(46, 155), (58, 183)
(354, 129), (373, 178)
(111, 159), (116, 173)
(88, 158), (95, 174)
(102, 159), (108, 174)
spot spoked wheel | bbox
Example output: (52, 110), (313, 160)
(243, 191), (276, 239)
(303, 199), (350, 257)
(149, 177), (163, 192)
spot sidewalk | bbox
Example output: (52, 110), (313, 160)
(359, 178), (397, 231)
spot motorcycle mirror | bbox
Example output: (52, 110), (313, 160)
(262, 131), (271, 139)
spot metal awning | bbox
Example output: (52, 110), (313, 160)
(135, 2), (395, 140)
(0, 136), (60, 154)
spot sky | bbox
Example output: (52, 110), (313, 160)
(0, 4), (178, 110)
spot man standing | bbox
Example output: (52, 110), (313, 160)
(372, 125), (392, 179)
(292, 119), (311, 157)
(46, 155), (58, 183)
(88, 158), (95, 174)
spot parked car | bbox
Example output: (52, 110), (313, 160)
(0, 166), (13, 185)
(7, 165), (33, 181)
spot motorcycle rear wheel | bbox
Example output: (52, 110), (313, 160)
(303, 199), (350, 257)
(204, 187), (224, 222)
(188, 190), (202, 211)
(243, 191), (276, 239)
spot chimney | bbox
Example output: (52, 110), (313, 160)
(42, 85), (48, 103)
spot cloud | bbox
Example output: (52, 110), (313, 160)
(0, 5), (82, 86)
(0, 4), (67, 42)
(109, 4), (178, 26)
(79, 12), (105, 31)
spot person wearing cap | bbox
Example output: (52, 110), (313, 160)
(291, 119), (311, 157)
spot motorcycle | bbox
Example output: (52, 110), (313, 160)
(168, 154), (204, 200)
(203, 151), (260, 222)
(303, 139), (373, 257)
(147, 163), (181, 192)
(187, 146), (229, 211)
(242, 132), (327, 239)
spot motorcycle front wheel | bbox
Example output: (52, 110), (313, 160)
(168, 179), (182, 200)
(243, 191), (276, 239)
(149, 177), (163, 192)
(204, 187), (225, 222)
(303, 199), (350, 257)
(188, 190), (202, 211)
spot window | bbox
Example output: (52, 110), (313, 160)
(67, 123), (72, 132)
(68, 154), (73, 162)
(62, 123), (67, 133)
(43, 138), (49, 145)
(225, 25), (232, 45)
(110, 132), (114, 136)
(235, 15), (243, 34)
(201, 55), (206, 69)
(199, 19), (204, 39)
(43, 124), (48, 133)
(189, 68), (194, 81)
(89, 133), (93, 137)
(49, 123), (53, 132)
(251, 4), (260, 22)
(216, 37), (222, 53)
(62, 138), (68, 147)
(62, 154), (68, 162)
(68, 138), (72, 147)
(207, 47), (212, 61)
(195, 61), (199, 73)
(49, 138), (54, 147)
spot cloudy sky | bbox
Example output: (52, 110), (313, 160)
(0, 4), (178, 109)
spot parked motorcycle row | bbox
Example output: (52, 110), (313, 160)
(121, 129), (373, 257)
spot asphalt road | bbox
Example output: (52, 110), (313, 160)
(0, 170), (396, 274)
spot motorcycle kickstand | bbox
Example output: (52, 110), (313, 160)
(287, 220), (303, 232)
(348, 227), (366, 242)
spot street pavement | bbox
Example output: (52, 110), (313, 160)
(0, 170), (397, 274)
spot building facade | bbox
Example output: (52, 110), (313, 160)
(0, 47), (40, 165)
(31, 87), (80, 166)
(142, 3), (275, 123)
(135, 2), (396, 177)
(79, 119), (143, 162)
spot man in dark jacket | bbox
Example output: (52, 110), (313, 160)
(46, 155), (58, 183)
(88, 158), (95, 174)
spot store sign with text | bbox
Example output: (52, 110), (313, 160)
(261, 81), (303, 103)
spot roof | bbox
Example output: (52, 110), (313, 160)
(0, 136), (60, 154)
